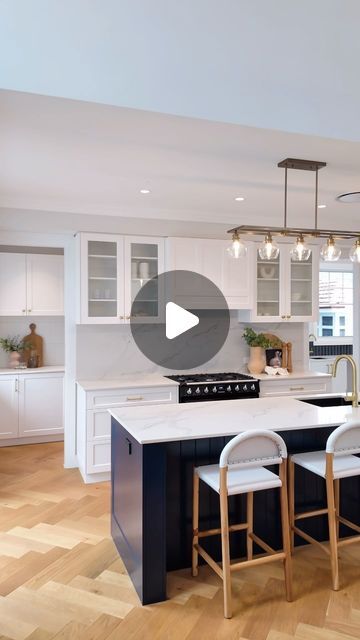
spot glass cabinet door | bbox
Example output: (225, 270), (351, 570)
(87, 239), (119, 320)
(256, 252), (280, 318)
(290, 252), (313, 319)
(126, 240), (163, 320)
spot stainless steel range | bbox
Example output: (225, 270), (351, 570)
(165, 372), (260, 402)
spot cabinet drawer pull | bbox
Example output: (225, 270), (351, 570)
(126, 437), (132, 455)
(126, 395), (144, 401)
(14, 379), (18, 393)
(289, 386), (305, 391)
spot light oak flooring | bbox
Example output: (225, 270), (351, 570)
(0, 443), (360, 639)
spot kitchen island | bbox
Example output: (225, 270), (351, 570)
(110, 397), (360, 605)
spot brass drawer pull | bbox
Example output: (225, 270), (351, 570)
(289, 386), (305, 391)
(126, 395), (144, 401)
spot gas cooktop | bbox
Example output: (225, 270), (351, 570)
(165, 372), (260, 402)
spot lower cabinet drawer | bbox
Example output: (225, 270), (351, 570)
(260, 379), (330, 397)
(87, 410), (111, 441)
(87, 386), (177, 409)
(86, 440), (111, 473)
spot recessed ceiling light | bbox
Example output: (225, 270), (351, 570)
(318, 204), (327, 208)
(235, 196), (245, 201)
(337, 192), (360, 203)
(140, 189), (151, 194)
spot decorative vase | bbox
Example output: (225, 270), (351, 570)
(247, 346), (266, 374)
(8, 351), (21, 369)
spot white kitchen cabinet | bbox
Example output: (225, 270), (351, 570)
(259, 374), (331, 397)
(26, 254), (64, 316)
(0, 372), (63, 443)
(165, 237), (253, 309)
(77, 233), (164, 324)
(0, 252), (64, 317)
(251, 243), (319, 322)
(0, 376), (19, 439)
(18, 374), (63, 437)
(76, 382), (178, 482)
(0, 254), (27, 315)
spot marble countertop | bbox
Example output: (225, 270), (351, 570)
(110, 396), (360, 445)
(256, 371), (331, 381)
(77, 374), (179, 391)
(0, 366), (64, 375)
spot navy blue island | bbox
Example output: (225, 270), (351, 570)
(111, 396), (360, 605)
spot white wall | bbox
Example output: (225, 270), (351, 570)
(76, 314), (306, 380)
(0, 316), (64, 367)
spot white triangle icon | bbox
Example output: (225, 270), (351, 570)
(166, 302), (199, 340)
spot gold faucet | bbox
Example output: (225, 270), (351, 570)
(332, 355), (359, 408)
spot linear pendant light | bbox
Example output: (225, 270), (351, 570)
(227, 158), (360, 262)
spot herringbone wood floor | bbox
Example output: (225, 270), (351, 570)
(0, 443), (360, 639)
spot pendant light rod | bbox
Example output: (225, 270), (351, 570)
(284, 166), (288, 229)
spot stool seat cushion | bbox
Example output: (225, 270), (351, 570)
(291, 450), (360, 479)
(195, 463), (282, 495)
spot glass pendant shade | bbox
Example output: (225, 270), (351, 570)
(289, 234), (312, 261)
(349, 239), (360, 263)
(258, 234), (280, 260)
(227, 232), (247, 259)
(320, 236), (341, 262)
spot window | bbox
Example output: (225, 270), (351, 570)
(317, 270), (353, 339)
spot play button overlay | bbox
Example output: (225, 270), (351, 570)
(130, 270), (230, 370)
(165, 302), (199, 340)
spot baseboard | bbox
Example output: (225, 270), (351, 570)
(0, 435), (64, 447)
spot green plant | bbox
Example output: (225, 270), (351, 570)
(242, 327), (271, 349)
(0, 336), (32, 353)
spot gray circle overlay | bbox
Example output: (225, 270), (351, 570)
(130, 270), (230, 370)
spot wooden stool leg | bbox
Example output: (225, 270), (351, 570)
(220, 468), (232, 619)
(247, 491), (253, 560)
(334, 479), (340, 540)
(192, 471), (199, 577)
(288, 458), (295, 553)
(280, 460), (293, 602)
(326, 454), (339, 591)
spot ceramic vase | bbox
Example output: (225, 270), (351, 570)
(247, 346), (266, 374)
(8, 351), (21, 369)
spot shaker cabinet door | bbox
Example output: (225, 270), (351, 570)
(26, 254), (64, 316)
(18, 374), (63, 436)
(0, 377), (19, 439)
(0, 253), (27, 316)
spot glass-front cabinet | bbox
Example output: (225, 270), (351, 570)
(252, 243), (318, 322)
(78, 234), (164, 324)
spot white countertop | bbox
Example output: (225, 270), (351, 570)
(0, 366), (64, 375)
(77, 374), (179, 391)
(256, 371), (331, 381)
(109, 396), (360, 445)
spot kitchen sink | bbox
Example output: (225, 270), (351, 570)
(309, 356), (329, 360)
(299, 396), (353, 407)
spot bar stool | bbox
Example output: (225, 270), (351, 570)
(289, 420), (360, 591)
(192, 430), (293, 619)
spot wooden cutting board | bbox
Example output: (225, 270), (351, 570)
(263, 333), (283, 348)
(22, 323), (44, 367)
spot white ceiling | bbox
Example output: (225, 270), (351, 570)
(1, 90), (360, 235)
(2, 1), (360, 141)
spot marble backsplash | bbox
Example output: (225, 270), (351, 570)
(76, 313), (307, 380)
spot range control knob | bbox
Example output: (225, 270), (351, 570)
(226, 385), (232, 392)
(204, 386), (209, 394)
(212, 386), (217, 393)
(251, 384), (256, 391)
(186, 388), (192, 395)
(243, 384), (248, 391)
(195, 387), (201, 395)
(234, 385), (240, 392)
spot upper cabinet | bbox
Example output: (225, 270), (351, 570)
(0, 252), (64, 317)
(77, 233), (164, 324)
(165, 237), (253, 309)
(251, 243), (319, 322)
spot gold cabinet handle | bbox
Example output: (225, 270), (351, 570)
(126, 395), (143, 401)
(289, 386), (305, 391)
(22, 309), (26, 313)
(126, 315), (131, 320)
(281, 315), (285, 319)
(28, 309), (32, 313)
(119, 315), (124, 319)
(286, 315), (291, 319)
